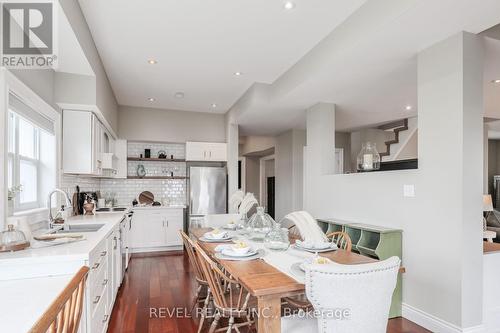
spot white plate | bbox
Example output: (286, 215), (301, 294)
(215, 249), (265, 261)
(204, 232), (231, 240)
(222, 224), (237, 230)
(221, 247), (257, 258)
(199, 236), (233, 243)
(292, 244), (337, 253)
(295, 241), (332, 250)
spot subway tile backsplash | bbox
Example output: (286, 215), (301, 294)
(61, 142), (187, 206)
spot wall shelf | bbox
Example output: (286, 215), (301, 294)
(127, 157), (186, 162)
(127, 176), (188, 180)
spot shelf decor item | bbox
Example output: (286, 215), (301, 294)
(357, 142), (380, 172)
(247, 206), (275, 242)
(136, 164), (146, 178)
(158, 150), (167, 159)
(145, 149), (151, 158)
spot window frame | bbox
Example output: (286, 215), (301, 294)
(2, 69), (61, 224)
(8, 111), (43, 211)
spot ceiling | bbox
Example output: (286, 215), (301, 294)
(231, 0), (500, 134)
(77, 0), (366, 113)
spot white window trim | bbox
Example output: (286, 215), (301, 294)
(1, 69), (61, 229)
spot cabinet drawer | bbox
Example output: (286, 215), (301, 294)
(88, 245), (107, 285)
(91, 286), (108, 333)
(89, 257), (108, 314)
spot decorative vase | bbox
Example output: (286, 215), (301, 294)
(247, 207), (274, 242)
(264, 222), (290, 251)
(357, 142), (381, 172)
(7, 200), (14, 217)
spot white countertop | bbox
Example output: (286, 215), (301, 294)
(0, 273), (74, 333)
(0, 212), (125, 266)
(132, 205), (185, 210)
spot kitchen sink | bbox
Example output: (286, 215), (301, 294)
(50, 224), (104, 233)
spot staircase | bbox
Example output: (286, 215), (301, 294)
(379, 117), (418, 162)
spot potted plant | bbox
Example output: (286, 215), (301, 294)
(7, 185), (22, 216)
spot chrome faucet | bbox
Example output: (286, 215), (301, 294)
(47, 189), (72, 227)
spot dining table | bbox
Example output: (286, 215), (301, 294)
(190, 227), (384, 333)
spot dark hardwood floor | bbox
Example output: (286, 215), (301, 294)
(108, 253), (431, 333)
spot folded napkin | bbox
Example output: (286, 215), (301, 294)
(284, 211), (327, 243)
(295, 239), (335, 250)
(214, 244), (232, 252)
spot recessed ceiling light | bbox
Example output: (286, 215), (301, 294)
(405, 105), (412, 111)
(174, 92), (185, 99)
(147, 59), (157, 65)
(148, 97), (155, 102)
(234, 72), (242, 76)
(492, 79), (500, 84)
(211, 103), (217, 108)
(284, 1), (295, 10)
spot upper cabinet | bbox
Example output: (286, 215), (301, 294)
(63, 110), (123, 177)
(186, 141), (227, 161)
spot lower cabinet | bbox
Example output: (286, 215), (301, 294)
(86, 224), (121, 333)
(129, 208), (184, 251)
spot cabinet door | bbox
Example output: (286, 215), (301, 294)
(186, 142), (207, 161)
(62, 110), (93, 174)
(206, 143), (227, 161)
(92, 115), (102, 175)
(129, 211), (167, 248)
(114, 139), (127, 179)
(165, 211), (184, 246)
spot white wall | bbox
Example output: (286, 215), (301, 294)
(275, 129), (306, 220)
(118, 105), (226, 142)
(239, 136), (276, 155)
(304, 32), (483, 330)
(59, 0), (118, 133)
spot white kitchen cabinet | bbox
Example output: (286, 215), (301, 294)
(63, 110), (99, 175)
(186, 141), (227, 161)
(129, 208), (184, 252)
(63, 109), (122, 177)
(114, 139), (127, 179)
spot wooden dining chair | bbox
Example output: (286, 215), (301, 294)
(287, 224), (302, 241)
(326, 231), (352, 252)
(28, 266), (89, 333)
(180, 231), (213, 333)
(193, 242), (255, 333)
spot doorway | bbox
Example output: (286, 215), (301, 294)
(260, 155), (275, 217)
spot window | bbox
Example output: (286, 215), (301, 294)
(7, 103), (56, 212)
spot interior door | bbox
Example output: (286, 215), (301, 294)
(267, 177), (275, 219)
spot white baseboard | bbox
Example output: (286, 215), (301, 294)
(402, 303), (485, 333)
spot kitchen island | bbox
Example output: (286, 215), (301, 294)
(0, 212), (127, 333)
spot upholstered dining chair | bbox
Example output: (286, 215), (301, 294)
(29, 266), (89, 333)
(180, 231), (213, 333)
(193, 242), (255, 333)
(326, 231), (352, 252)
(281, 256), (401, 333)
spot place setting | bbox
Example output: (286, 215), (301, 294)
(198, 228), (234, 243)
(214, 240), (265, 261)
(290, 255), (334, 278)
(291, 239), (338, 253)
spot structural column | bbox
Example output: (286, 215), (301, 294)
(418, 31), (483, 329)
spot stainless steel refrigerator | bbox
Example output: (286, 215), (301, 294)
(188, 165), (227, 229)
